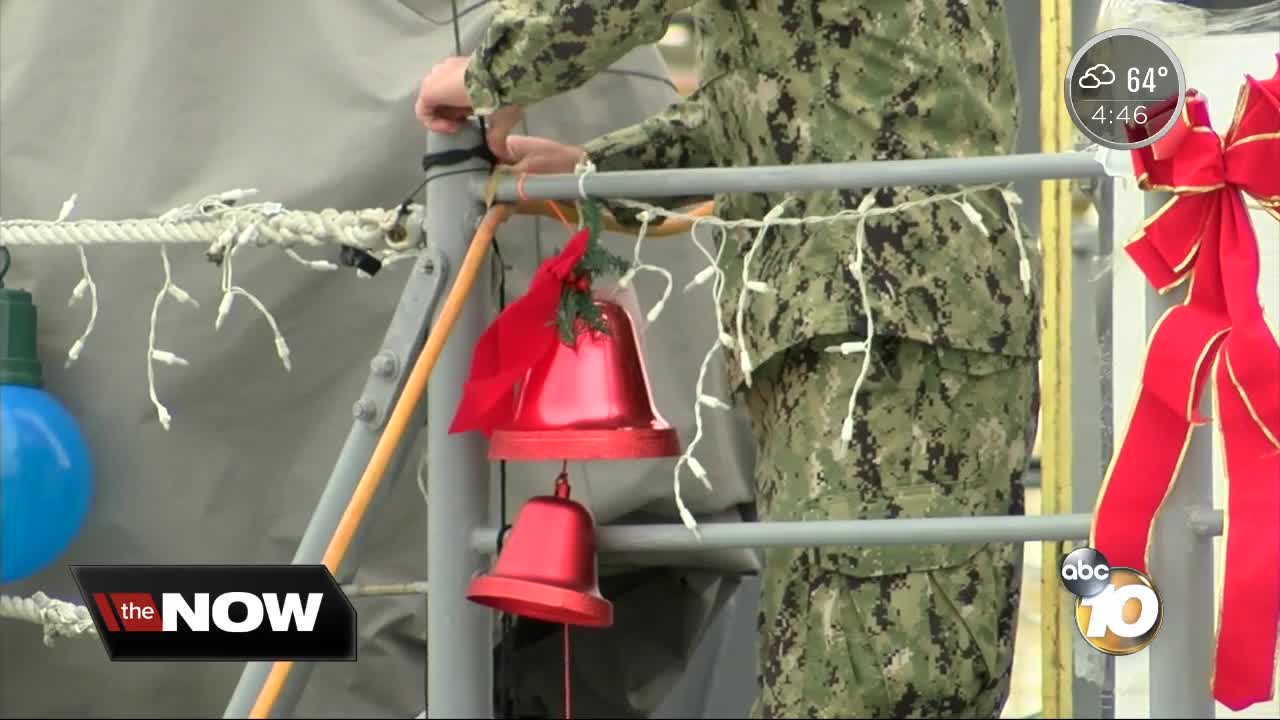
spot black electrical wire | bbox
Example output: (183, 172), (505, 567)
(0, 246), (11, 287)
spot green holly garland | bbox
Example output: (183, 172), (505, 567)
(553, 199), (632, 346)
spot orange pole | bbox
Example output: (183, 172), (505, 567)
(247, 204), (511, 719)
(513, 199), (714, 237)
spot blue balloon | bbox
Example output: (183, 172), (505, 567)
(0, 384), (94, 584)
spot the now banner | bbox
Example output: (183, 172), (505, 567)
(70, 564), (357, 661)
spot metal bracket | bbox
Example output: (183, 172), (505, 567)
(351, 244), (449, 430)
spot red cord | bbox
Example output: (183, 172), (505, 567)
(563, 624), (571, 720)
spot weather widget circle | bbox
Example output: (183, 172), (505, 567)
(1064, 28), (1186, 151)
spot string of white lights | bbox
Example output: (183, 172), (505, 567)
(3, 182), (1028, 534)
(608, 182), (1029, 534)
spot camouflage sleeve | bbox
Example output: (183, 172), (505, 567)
(464, 0), (699, 115)
(580, 91), (716, 223)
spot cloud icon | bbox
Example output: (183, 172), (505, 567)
(1078, 63), (1117, 90)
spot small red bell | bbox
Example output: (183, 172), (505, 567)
(466, 475), (612, 628)
(488, 298), (681, 461)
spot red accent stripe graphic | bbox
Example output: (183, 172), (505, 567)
(92, 593), (121, 632)
(110, 593), (163, 632)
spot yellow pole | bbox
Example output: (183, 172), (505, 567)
(1039, 0), (1074, 717)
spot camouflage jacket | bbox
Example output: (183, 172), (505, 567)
(465, 0), (1042, 391)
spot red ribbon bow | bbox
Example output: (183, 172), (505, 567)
(1093, 54), (1280, 711)
(449, 228), (590, 435)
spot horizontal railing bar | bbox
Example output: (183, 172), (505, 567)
(340, 581), (430, 598)
(485, 151), (1107, 203)
(1188, 507), (1225, 537)
(331, 507), (1216, 597)
(471, 510), (1225, 554)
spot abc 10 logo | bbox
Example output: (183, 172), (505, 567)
(1059, 547), (1164, 655)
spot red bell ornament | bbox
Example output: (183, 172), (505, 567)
(488, 298), (681, 461)
(466, 475), (612, 628)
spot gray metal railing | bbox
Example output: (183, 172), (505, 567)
(223, 124), (1225, 719)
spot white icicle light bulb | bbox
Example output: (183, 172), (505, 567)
(826, 341), (866, 355)
(686, 456), (708, 481)
(237, 224), (260, 246)
(56, 195), (78, 222)
(691, 456), (711, 489)
(167, 285), (199, 307)
(841, 416), (855, 443)
(64, 339), (84, 367)
(216, 293), (234, 329)
(275, 337), (292, 371)
(215, 227), (237, 253)
(746, 280), (773, 294)
(150, 350), (189, 367)
(719, 332), (736, 349)
(699, 394), (731, 410)
(678, 506), (702, 537)
(220, 188), (257, 203)
(691, 265), (717, 287)
(69, 278), (89, 304)
(958, 200), (990, 236)
(646, 300), (666, 323)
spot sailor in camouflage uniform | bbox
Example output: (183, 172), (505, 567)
(417, 1), (1042, 717)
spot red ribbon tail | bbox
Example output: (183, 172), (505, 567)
(1093, 387), (1187, 573)
(1211, 351), (1280, 710)
(1093, 307), (1229, 571)
(447, 287), (560, 435)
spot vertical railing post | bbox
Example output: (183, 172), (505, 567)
(1070, 3), (1110, 712)
(425, 124), (494, 719)
(1090, 176), (1119, 720)
(1070, 175), (1108, 720)
(1142, 192), (1216, 719)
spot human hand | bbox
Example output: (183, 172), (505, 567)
(414, 56), (524, 163)
(503, 135), (587, 175)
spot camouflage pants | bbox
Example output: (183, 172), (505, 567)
(745, 333), (1039, 719)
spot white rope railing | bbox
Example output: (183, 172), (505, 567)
(1, 189), (426, 255)
(0, 592), (98, 647)
(0, 190), (430, 429)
